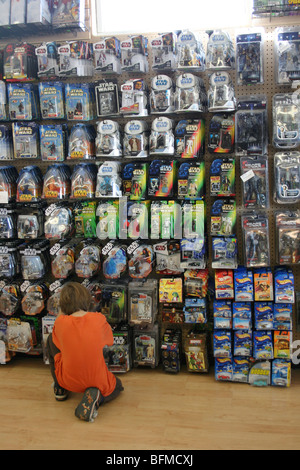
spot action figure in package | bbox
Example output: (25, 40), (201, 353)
(95, 79), (120, 117)
(122, 162), (148, 201)
(242, 213), (270, 268)
(121, 35), (149, 74)
(0, 282), (20, 317)
(40, 124), (68, 162)
(124, 201), (150, 240)
(129, 279), (158, 325)
(44, 204), (73, 239)
(42, 164), (71, 200)
(235, 96), (268, 156)
(16, 166), (43, 203)
(274, 152), (300, 204)
(212, 237), (238, 269)
(52, 0), (86, 31)
(236, 29), (264, 85)
(175, 74), (207, 113)
(71, 162), (97, 199)
(0, 205), (16, 239)
(151, 32), (177, 71)
(177, 161), (205, 200)
(0, 166), (18, 203)
(51, 242), (75, 279)
(17, 205), (44, 240)
(123, 120), (148, 158)
(36, 43), (60, 80)
(208, 72), (236, 113)
(276, 211), (300, 265)
(38, 82), (65, 119)
(275, 27), (300, 85)
(12, 122), (39, 159)
(20, 240), (49, 281)
(273, 94), (300, 149)
(99, 284), (127, 324)
(206, 30), (235, 70)
(68, 124), (96, 160)
(21, 283), (48, 316)
(93, 37), (121, 75)
(127, 242), (154, 280)
(211, 199), (236, 237)
(210, 157), (235, 197)
(150, 75), (175, 114)
(8, 83), (40, 121)
(58, 41), (93, 77)
(65, 83), (96, 121)
(75, 242), (101, 279)
(208, 114), (235, 154)
(3, 43), (38, 82)
(149, 117), (174, 156)
(73, 201), (97, 238)
(0, 81), (8, 121)
(95, 161), (122, 198)
(120, 79), (148, 117)
(148, 160), (175, 197)
(154, 241), (183, 276)
(150, 201), (181, 240)
(177, 30), (205, 71)
(96, 201), (119, 240)
(175, 119), (205, 159)
(102, 242), (127, 280)
(96, 120), (122, 158)
(240, 156), (269, 209)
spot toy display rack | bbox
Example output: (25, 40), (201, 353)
(0, 22), (299, 344)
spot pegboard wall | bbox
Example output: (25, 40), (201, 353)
(1, 12), (300, 346)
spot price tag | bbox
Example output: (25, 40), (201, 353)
(240, 170), (255, 183)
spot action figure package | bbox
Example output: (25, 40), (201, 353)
(75, 241), (101, 279)
(276, 210), (300, 265)
(0, 166), (18, 203)
(47, 282), (65, 317)
(96, 201), (119, 240)
(12, 122), (40, 159)
(52, 0), (86, 30)
(275, 27), (300, 85)
(215, 269), (234, 300)
(0, 204), (17, 239)
(44, 203), (73, 239)
(212, 237), (238, 270)
(154, 240), (183, 276)
(133, 323), (159, 368)
(121, 201), (150, 240)
(127, 241), (154, 280)
(236, 28), (264, 85)
(184, 331), (209, 373)
(206, 30), (235, 70)
(234, 266), (254, 302)
(0, 241), (20, 279)
(150, 75), (175, 114)
(0, 126), (13, 160)
(58, 41), (93, 77)
(95, 79), (120, 118)
(240, 156), (269, 210)
(148, 160), (175, 198)
(121, 35), (149, 73)
(235, 95), (268, 156)
(38, 81), (65, 119)
(103, 324), (132, 373)
(16, 166), (43, 203)
(17, 204), (44, 239)
(0, 281), (20, 317)
(174, 74), (207, 113)
(0, 82), (8, 121)
(184, 298), (207, 324)
(150, 201), (181, 240)
(50, 242), (75, 280)
(36, 43), (59, 79)
(102, 242), (127, 280)
(177, 30), (205, 72)
(95, 120), (122, 158)
(19, 240), (50, 281)
(151, 32), (177, 71)
(65, 83), (96, 121)
(177, 161), (205, 200)
(253, 268), (274, 302)
(42, 164), (71, 200)
(6, 318), (33, 354)
(95, 161), (122, 198)
(274, 267), (295, 303)
(8, 83), (40, 121)
(274, 152), (300, 204)
(73, 200), (97, 238)
(210, 199), (236, 237)
(40, 124), (68, 162)
(68, 124), (96, 160)
(208, 113), (235, 154)
(128, 279), (158, 325)
(71, 162), (97, 199)
(122, 162), (148, 201)
(123, 120), (148, 158)
(242, 213), (270, 268)
(208, 72), (236, 113)
(273, 94), (300, 149)
(182, 200), (205, 239)
(159, 278), (182, 304)
(93, 37), (121, 75)
(149, 117), (174, 156)
(180, 238), (206, 270)
(20, 281), (49, 317)
(210, 157), (235, 197)
(161, 328), (181, 373)
(120, 79), (148, 117)
(3, 43), (38, 82)
(175, 119), (205, 159)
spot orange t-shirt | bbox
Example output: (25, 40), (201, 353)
(52, 312), (116, 396)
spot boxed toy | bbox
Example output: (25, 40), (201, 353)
(213, 300), (232, 330)
(177, 30), (206, 71)
(253, 331), (273, 360)
(155, 241), (182, 276)
(96, 201), (119, 240)
(122, 162), (148, 201)
(121, 35), (149, 74)
(232, 358), (250, 383)
(12, 122), (39, 159)
(248, 360), (271, 387)
(3, 43), (37, 81)
(149, 117), (175, 156)
(212, 237), (238, 270)
(52, 0), (86, 30)
(210, 199), (236, 237)
(184, 298), (207, 324)
(95, 79), (120, 117)
(93, 37), (121, 75)
(123, 120), (148, 158)
(161, 328), (181, 373)
(39, 124), (68, 162)
(159, 278), (183, 304)
(274, 304), (293, 331)
(133, 323), (160, 368)
(120, 79), (148, 117)
(148, 160), (175, 198)
(65, 82), (96, 121)
(150, 75), (175, 114)
(234, 332), (252, 357)
(174, 74), (207, 113)
(151, 32), (177, 71)
(208, 113), (235, 154)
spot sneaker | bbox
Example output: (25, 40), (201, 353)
(53, 384), (69, 402)
(75, 387), (101, 422)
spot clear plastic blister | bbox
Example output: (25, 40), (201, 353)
(149, 117), (175, 156)
(274, 152), (300, 204)
(276, 210), (300, 265)
(236, 28), (264, 85)
(275, 27), (300, 85)
(235, 95), (268, 156)
(150, 75), (175, 114)
(240, 156), (269, 210)
(128, 279), (158, 326)
(206, 30), (235, 70)
(273, 94), (300, 149)
(242, 212), (270, 268)
(208, 72), (235, 113)
(123, 120), (148, 158)
(177, 30), (206, 72)
(175, 74), (207, 113)
(95, 161), (122, 198)
(96, 120), (122, 158)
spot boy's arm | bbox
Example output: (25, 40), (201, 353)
(102, 318), (114, 347)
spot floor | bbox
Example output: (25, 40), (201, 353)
(1, 356), (300, 450)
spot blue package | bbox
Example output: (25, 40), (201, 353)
(232, 302), (252, 330)
(273, 303), (293, 330)
(254, 302), (274, 330)
(183, 298), (207, 324)
(39, 82), (65, 119)
(232, 357), (250, 383)
(274, 267), (295, 304)
(253, 331), (273, 360)
(8, 83), (40, 121)
(213, 300), (232, 329)
(39, 124), (68, 162)
(234, 266), (254, 301)
(215, 357), (233, 381)
(213, 330), (232, 358)
(212, 237), (238, 269)
(234, 331), (252, 357)
(272, 359), (291, 387)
